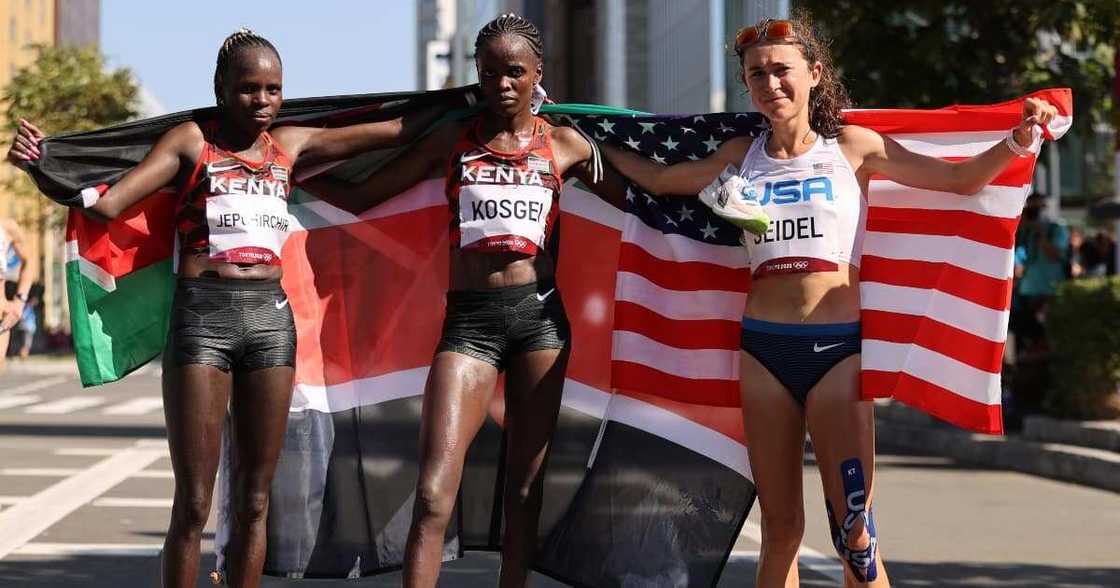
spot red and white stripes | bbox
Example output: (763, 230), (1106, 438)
(851, 88), (1073, 433)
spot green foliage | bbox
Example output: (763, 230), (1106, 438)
(3, 44), (138, 134)
(795, 0), (1118, 135)
(2, 44), (139, 227)
(1045, 276), (1120, 418)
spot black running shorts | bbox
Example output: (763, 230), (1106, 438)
(169, 277), (296, 372)
(436, 280), (570, 370)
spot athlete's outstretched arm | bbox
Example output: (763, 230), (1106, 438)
(274, 97), (465, 167)
(599, 136), (751, 197)
(549, 126), (628, 210)
(297, 121), (461, 215)
(6, 119), (203, 221)
(854, 97), (1059, 195)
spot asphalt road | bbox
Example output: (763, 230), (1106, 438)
(0, 366), (1117, 587)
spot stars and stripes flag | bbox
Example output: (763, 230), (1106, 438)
(581, 88), (1072, 436)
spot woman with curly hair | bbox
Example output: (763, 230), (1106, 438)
(601, 11), (1057, 587)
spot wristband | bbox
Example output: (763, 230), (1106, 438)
(79, 183), (109, 208)
(1005, 126), (1042, 158)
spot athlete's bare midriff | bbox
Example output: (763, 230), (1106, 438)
(448, 248), (554, 290)
(744, 263), (861, 324)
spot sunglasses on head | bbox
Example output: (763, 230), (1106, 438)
(734, 19), (803, 55)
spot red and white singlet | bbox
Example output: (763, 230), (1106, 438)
(446, 117), (564, 255)
(177, 129), (294, 266)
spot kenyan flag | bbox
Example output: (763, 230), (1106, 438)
(64, 190), (177, 386)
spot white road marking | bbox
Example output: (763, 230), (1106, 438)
(0, 396), (42, 410)
(53, 448), (121, 456)
(91, 497), (173, 508)
(13, 543), (163, 556)
(136, 439), (170, 448)
(0, 376), (68, 397)
(1, 467), (173, 478)
(1, 468), (88, 477)
(0, 496), (174, 508)
(25, 396), (107, 414)
(0, 443), (166, 559)
(133, 470), (174, 479)
(101, 397), (163, 416)
(740, 519), (845, 583)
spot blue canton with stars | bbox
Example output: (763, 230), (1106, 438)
(569, 112), (769, 248)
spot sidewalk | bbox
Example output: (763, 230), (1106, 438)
(875, 400), (1120, 494)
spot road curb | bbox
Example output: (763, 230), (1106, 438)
(875, 402), (1120, 494)
(1022, 415), (1120, 452)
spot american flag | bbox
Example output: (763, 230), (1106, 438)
(570, 113), (762, 411)
(569, 88), (1073, 435)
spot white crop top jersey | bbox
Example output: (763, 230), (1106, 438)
(739, 131), (866, 278)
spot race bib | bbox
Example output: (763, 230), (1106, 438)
(458, 184), (554, 252)
(746, 185), (840, 277)
(206, 194), (291, 265)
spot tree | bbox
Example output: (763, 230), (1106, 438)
(795, 0), (1117, 134)
(2, 44), (139, 226)
(4, 43), (138, 135)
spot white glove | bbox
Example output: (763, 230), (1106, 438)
(699, 165), (769, 236)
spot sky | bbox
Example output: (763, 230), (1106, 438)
(100, 1), (418, 115)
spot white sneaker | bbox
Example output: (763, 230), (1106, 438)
(698, 165), (769, 236)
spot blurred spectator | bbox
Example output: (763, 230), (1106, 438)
(0, 217), (39, 372)
(1069, 227), (1085, 278)
(14, 288), (39, 359)
(1011, 192), (1069, 356)
(1078, 229), (1117, 277)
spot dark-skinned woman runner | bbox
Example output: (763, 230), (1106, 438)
(6, 28), (458, 588)
(600, 11), (1058, 588)
(301, 13), (625, 588)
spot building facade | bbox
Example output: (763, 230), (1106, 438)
(417, 0), (523, 90)
(421, 1), (788, 112)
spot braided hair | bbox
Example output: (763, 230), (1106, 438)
(213, 28), (282, 109)
(475, 13), (543, 60)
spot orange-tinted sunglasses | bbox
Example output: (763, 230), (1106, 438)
(734, 19), (802, 55)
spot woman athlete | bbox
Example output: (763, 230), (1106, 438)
(600, 12), (1057, 588)
(7, 29), (455, 588)
(302, 13), (622, 588)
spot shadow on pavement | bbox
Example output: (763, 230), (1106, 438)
(0, 423), (166, 438)
(875, 561), (1120, 587)
(0, 551), (1115, 587)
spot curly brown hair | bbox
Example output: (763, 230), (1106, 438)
(735, 9), (850, 138)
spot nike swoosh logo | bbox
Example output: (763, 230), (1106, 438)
(536, 288), (556, 302)
(460, 152), (490, 163)
(275, 298), (289, 309)
(207, 163), (242, 174)
(813, 342), (843, 353)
